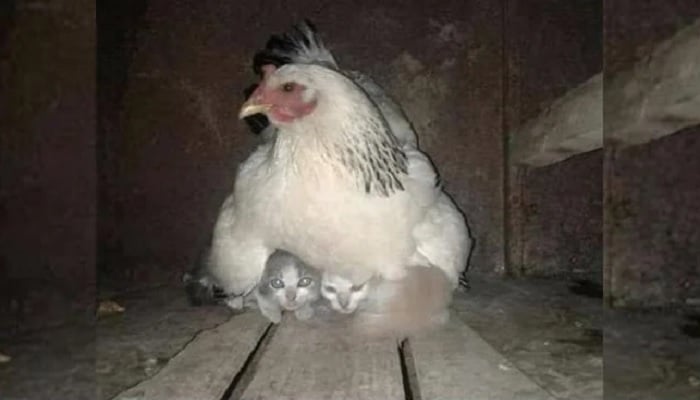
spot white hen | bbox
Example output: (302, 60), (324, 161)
(207, 22), (472, 299)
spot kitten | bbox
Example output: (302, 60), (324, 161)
(320, 271), (371, 314)
(255, 250), (321, 323)
(322, 267), (453, 338)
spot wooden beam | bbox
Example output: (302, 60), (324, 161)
(510, 74), (602, 167)
(410, 316), (556, 399)
(605, 18), (700, 146)
(602, 145), (617, 308)
(511, 18), (700, 167)
(113, 313), (270, 400)
(239, 315), (404, 400)
(505, 165), (528, 277)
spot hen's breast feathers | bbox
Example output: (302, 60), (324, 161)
(229, 125), (464, 284)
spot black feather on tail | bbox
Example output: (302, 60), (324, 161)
(182, 244), (228, 306)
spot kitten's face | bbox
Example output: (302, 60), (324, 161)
(320, 272), (370, 314)
(259, 251), (320, 311)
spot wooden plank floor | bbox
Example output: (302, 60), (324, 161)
(410, 317), (556, 400)
(112, 311), (556, 400)
(113, 312), (271, 400)
(239, 314), (404, 400)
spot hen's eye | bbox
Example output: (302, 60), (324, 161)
(297, 277), (312, 287)
(323, 285), (336, 293)
(270, 279), (284, 289)
(282, 82), (295, 92)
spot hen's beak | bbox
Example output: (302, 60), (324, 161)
(238, 100), (271, 119)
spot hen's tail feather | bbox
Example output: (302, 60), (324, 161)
(252, 19), (338, 75)
(354, 266), (453, 339)
(183, 272), (228, 306)
(183, 238), (231, 306)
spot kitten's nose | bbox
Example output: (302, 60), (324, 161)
(285, 289), (296, 302)
(338, 294), (350, 308)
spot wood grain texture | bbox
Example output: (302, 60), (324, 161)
(605, 19), (700, 147)
(510, 74), (602, 167)
(512, 18), (700, 168)
(113, 312), (270, 400)
(410, 316), (556, 400)
(239, 314), (405, 400)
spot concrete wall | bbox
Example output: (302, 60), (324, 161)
(0, 0), (96, 333)
(102, 0), (506, 290)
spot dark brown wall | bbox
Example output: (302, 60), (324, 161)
(606, 127), (700, 307)
(0, 0), (96, 332)
(505, 0), (603, 280)
(604, 1), (700, 307)
(519, 151), (603, 282)
(103, 0), (506, 289)
(506, 0), (602, 123)
(605, 0), (700, 77)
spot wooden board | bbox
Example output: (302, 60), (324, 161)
(510, 73), (602, 167)
(239, 315), (405, 400)
(512, 19), (700, 168)
(113, 312), (270, 400)
(605, 19), (700, 147)
(410, 316), (556, 400)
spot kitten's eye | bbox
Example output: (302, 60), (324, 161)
(323, 286), (336, 293)
(282, 82), (295, 92)
(297, 277), (312, 287)
(351, 284), (365, 292)
(270, 279), (284, 289)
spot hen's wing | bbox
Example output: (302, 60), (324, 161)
(205, 189), (269, 297)
(344, 70), (418, 147)
(401, 145), (472, 286)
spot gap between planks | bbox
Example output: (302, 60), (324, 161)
(398, 338), (421, 400)
(111, 312), (272, 400)
(236, 314), (406, 399)
(233, 321), (420, 400)
(223, 323), (277, 400)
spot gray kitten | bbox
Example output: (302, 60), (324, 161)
(255, 250), (321, 323)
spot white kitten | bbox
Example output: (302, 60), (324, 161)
(322, 267), (453, 338)
(320, 271), (371, 314)
(255, 250), (321, 323)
